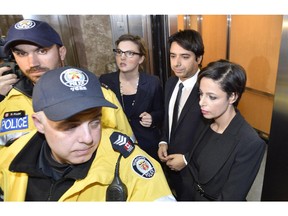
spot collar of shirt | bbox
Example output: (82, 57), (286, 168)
(179, 69), (200, 89)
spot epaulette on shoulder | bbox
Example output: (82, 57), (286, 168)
(110, 131), (135, 158)
(101, 83), (110, 90)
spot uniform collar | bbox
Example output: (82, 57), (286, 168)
(9, 132), (94, 180)
(13, 76), (34, 98)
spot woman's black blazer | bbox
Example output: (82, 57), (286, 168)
(99, 71), (164, 160)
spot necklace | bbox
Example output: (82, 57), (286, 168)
(119, 77), (139, 111)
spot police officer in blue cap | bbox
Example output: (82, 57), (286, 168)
(0, 66), (176, 201)
(0, 19), (134, 147)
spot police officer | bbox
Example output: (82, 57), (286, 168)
(0, 19), (134, 147)
(0, 66), (175, 201)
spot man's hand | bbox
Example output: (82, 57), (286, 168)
(158, 143), (169, 162)
(0, 66), (18, 96)
(166, 154), (186, 172)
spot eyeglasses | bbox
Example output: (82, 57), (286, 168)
(113, 49), (141, 58)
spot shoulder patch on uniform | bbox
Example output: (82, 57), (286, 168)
(101, 83), (110, 89)
(131, 155), (155, 179)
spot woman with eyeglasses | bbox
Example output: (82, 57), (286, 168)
(99, 34), (164, 161)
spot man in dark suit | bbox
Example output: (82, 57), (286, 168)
(158, 29), (205, 200)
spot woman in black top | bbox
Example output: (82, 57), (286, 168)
(99, 34), (164, 161)
(180, 59), (266, 201)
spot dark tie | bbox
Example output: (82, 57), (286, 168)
(171, 82), (184, 133)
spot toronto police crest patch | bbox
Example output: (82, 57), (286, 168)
(15, 20), (36, 30)
(132, 155), (155, 178)
(60, 68), (89, 92)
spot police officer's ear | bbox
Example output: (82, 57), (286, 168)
(59, 46), (67, 67)
(32, 112), (45, 134)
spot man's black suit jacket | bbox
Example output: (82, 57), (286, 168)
(161, 75), (202, 155)
(160, 75), (203, 199)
